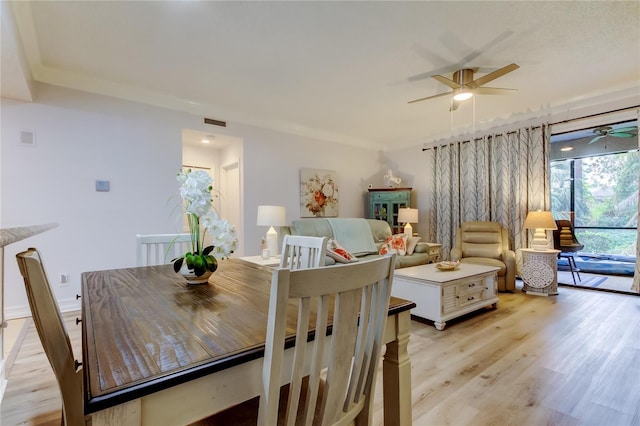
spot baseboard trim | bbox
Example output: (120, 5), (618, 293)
(4, 318), (32, 375)
(5, 298), (81, 320)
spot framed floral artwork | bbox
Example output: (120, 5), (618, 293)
(300, 169), (339, 217)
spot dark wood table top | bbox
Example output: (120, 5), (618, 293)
(81, 258), (415, 414)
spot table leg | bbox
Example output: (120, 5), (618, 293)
(91, 399), (141, 426)
(383, 311), (412, 426)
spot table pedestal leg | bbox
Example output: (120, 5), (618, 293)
(383, 311), (412, 426)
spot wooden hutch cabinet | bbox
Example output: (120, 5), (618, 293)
(367, 188), (411, 234)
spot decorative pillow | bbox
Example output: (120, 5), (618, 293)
(406, 236), (422, 255)
(326, 238), (358, 263)
(379, 234), (409, 256)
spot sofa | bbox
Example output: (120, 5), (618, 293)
(282, 218), (432, 268)
(450, 221), (516, 292)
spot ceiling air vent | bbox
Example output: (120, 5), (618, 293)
(204, 117), (227, 127)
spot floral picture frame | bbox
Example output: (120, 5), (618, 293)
(300, 168), (339, 217)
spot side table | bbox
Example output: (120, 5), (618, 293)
(239, 255), (280, 267)
(520, 248), (560, 296)
(425, 243), (442, 263)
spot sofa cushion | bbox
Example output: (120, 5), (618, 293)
(290, 220), (334, 239)
(366, 219), (393, 243)
(413, 242), (429, 253)
(406, 236), (421, 255)
(395, 252), (431, 268)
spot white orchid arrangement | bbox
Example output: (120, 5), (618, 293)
(173, 169), (238, 277)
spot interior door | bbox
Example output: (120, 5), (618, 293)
(220, 161), (242, 256)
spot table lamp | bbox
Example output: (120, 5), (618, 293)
(257, 205), (286, 257)
(524, 210), (557, 250)
(398, 208), (419, 236)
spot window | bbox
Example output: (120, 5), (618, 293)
(550, 120), (638, 256)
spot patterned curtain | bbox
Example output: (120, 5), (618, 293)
(430, 124), (550, 259)
(429, 141), (461, 259)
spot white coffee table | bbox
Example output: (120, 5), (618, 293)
(393, 263), (499, 330)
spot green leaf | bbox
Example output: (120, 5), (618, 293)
(185, 253), (195, 269)
(173, 257), (184, 273)
(204, 255), (218, 272)
(203, 246), (214, 255)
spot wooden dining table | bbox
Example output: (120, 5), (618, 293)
(81, 259), (415, 425)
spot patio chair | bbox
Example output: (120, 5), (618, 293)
(553, 219), (584, 285)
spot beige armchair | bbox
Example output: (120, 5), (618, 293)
(450, 221), (516, 292)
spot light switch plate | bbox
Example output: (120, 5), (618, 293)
(95, 180), (110, 192)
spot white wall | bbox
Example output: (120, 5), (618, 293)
(238, 124), (380, 256)
(382, 146), (433, 241)
(1, 83), (382, 317)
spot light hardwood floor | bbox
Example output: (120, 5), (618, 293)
(2, 283), (639, 426)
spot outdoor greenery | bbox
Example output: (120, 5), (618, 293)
(551, 150), (638, 256)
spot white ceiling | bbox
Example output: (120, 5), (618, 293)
(2, 1), (639, 150)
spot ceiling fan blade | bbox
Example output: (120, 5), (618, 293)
(612, 126), (638, 133)
(408, 91), (453, 104)
(467, 63), (520, 89)
(609, 132), (635, 138)
(589, 135), (606, 144)
(449, 99), (461, 111)
(432, 74), (461, 89)
(473, 87), (518, 95)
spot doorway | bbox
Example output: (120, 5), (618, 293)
(182, 129), (244, 256)
(220, 161), (242, 257)
(550, 119), (638, 294)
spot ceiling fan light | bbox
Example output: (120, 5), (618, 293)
(453, 91), (473, 101)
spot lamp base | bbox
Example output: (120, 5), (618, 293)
(265, 226), (278, 257)
(403, 223), (413, 236)
(530, 228), (549, 250)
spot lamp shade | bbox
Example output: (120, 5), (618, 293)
(256, 205), (286, 227)
(524, 211), (557, 230)
(398, 208), (419, 224)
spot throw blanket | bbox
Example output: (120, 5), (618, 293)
(326, 218), (378, 256)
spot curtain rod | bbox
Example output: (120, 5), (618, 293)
(421, 104), (639, 151)
(421, 126), (542, 151)
(549, 104), (639, 126)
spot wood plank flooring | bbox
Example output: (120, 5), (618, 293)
(2, 284), (639, 425)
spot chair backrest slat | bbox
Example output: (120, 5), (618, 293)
(280, 235), (328, 270)
(259, 254), (396, 426)
(136, 233), (191, 266)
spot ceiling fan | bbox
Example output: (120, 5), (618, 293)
(589, 125), (638, 144)
(408, 63), (520, 111)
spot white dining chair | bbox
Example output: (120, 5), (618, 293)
(279, 234), (328, 270)
(262, 254), (396, 425)
(195, 254), (396, 426)
(16, 248), (88, 426)
(136, 233), (191, 266)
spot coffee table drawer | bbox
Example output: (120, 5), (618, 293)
(456, 288), (485, 308)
